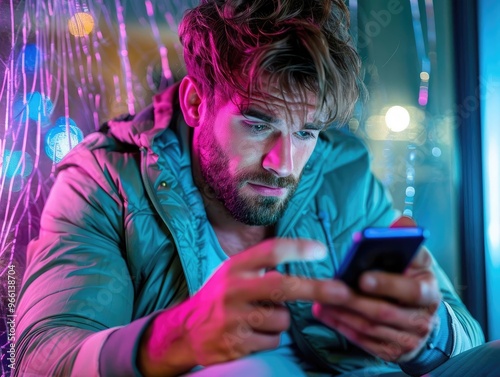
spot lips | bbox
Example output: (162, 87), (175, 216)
(247, 182), (286, 196)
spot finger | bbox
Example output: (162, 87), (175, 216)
(244, 333), (282, 354)
(407, 246), (432, 270)
(389, 218), (433, 275)
(313, 303), (425, 362)
(316, 303), (434, 338)
(231, 238), (327, 273)
(359, 270), (441, 307)
(214, 332), (282, 364)
(235, 271), (350, 303)
(242, 302), (291, 333)
(325, 316), (421, 362)
(390, 215), (417, 228)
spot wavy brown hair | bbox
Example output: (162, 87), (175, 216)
(178, 0), (362, 127)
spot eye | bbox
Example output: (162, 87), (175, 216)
(245, 123), (271, 134)
(295, 130), (317, 140)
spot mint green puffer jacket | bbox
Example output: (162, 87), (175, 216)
(14, 84), (484, 377)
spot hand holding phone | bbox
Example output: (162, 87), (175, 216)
(335, 227), (428, 290)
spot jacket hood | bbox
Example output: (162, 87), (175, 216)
(105, 83), (182, 150)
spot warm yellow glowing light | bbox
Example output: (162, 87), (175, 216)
(68, 12), (95, 37)
(385, 106), (410, 132)
(420, 71), (430, 82)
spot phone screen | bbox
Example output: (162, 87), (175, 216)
(335, 227), (427, 289)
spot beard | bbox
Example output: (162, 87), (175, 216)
(196, 125), (300, 226)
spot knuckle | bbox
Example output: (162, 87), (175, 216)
(380, 348), (399, 362)
(357, 319), (373, 333)
(385, 342), (405, 361)
(419, 317), (433, 335)
(401, 334), (420, 353)
(373, 302), (393, 321)
(409, 310), (433, 336)
(224, 281), (243, 303)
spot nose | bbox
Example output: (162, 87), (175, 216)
(262, 134), (294, 177)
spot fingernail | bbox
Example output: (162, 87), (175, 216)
(309, 244), (327, 260)
(362, 274), (377, 290)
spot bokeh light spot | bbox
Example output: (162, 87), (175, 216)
(385, 106), (411, 132)
(1, 150), (34, 178)
(9, 176), (25, 193)
(18, 43), (41, 73)
(13, 91), (54, 125)
(406, 186), (416, 197)
(432, 147), (442, 157)
(68, 12), (95, 37)
(418, 86), (429, 106)
(403, 209), (413, 217)
(406, 167), (415, 180)
(420, 71), (430, 82)
(45, 118), (84, 162)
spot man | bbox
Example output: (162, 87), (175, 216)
(15, 0), (495, 376)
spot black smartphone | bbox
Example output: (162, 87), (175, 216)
(335, 227), (428, 289)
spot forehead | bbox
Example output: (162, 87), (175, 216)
(216, 83), (327, 124)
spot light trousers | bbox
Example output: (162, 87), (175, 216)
(186, 340), (500, 377)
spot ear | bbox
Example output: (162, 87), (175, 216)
(179, 76), (203, 128)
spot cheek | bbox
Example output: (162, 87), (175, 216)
(292, 143), (317, 174)
(214, 128), (233, 151)
(229, 141), (266, 171)
(211, 126), (249, 172)
(217, 127), (266, 172)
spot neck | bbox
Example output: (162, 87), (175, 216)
(191, 141), (273, 256)
(212, 221), (274, 257)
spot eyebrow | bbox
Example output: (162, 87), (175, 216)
(243, 108), (277, 123)
(243, 108), (324, 131)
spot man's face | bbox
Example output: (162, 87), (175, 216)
(195, 88), (322, 226)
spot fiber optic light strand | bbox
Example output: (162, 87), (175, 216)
(404, 0), (437, 216)
(349, 0), (359, 49)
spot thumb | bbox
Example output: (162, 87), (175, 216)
(390, 215), (417, 228)
(391, 216), (432, 269)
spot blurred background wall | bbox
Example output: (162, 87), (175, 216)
(0, 1), (498, 375)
